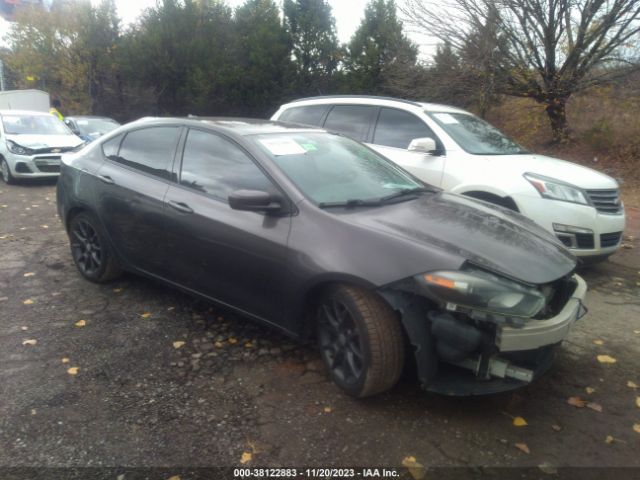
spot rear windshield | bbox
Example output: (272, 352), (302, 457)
(428, 111), (528, 155)
(2, 114), (72, 135)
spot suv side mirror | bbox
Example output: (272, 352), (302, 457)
(408, 137), (438, 155)
(228, 190), (282, 212)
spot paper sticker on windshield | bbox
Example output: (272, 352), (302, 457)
(300, 142), (317, 151)
(259, 138), (307, 156)
(434, 113), (459, 124)
(77, 120), (89, 125)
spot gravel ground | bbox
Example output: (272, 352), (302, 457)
(0, 180), (639, 476)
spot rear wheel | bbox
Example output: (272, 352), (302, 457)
(1, 158), (15, 185)
(69, 212), (122, 283)
(316, 285), (404, 397)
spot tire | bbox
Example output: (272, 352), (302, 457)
(316, 285), (405, 397)
(68, 211), (122, 283)
(1, 158), (15, 185)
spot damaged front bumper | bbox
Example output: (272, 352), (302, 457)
(381, 274), (588, 395)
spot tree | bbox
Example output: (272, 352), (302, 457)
(401, 0), (640, 141)
(283, 0), (340, 94)
(346, 0), (418, 93)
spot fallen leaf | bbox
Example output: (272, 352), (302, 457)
(515, 443), (530, 454)
(244, 342), (253, 348)
(113, 288), (123, 293)
(512, 416), (528, 427)
(634, 330), (640, 335)
(597, 355), (617, 364)
(593, 339), (604, 345)
(173, 341), (185, 349)
(140, 312), (152, 318)
(167, 476), (181, 480)
(551, 424), (562, 432)
(324, 406), (332, 413)
(636, 397), (640, 409)
(228, 337), (238, 345)
(567, 396), (587, 408)
(214, 341), (224, 348)
(61, 357), (70, 363)
(633, 424), (640, 434)
(628, 381), (638, 389)
(31, 409), (37, 415)
(75, 319), (86, 327)
(586, 402), (603, 412)
(41, 225), (49, 229)
(240, 451), (252, 464)
(23, 299), (34, 305)
(167, 306), (175, 311)
(605, 435), (615, 444)
(67, 367), (79, 375)
(585, 387), (596, 394)
(22, 339), (37, 346)
(21, 326), (28, 331)
(538, 462), (557, 475)
(23, 272), (35, 277)
(401, 456), (426, 480)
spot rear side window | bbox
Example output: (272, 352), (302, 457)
(278, 105), (329, 126)
(180, 129), (272, 201)
(115, 127), (181, 180)
(101, 134), (123, 159)
(373, 108), (435, 149)
(323, 105), (376, 141)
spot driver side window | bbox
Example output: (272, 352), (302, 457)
(373, 108), (440, 150)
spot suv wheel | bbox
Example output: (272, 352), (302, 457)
(69, 212), (122, 283)
(316, 285), (404, 397)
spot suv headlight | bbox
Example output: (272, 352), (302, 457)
(7, 140), (35, 156)
(417, 269), (545, 318)
(524, 173), (589, 205)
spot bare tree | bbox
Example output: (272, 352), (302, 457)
(401, 0), (640, 141)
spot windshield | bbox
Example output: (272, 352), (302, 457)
(76, 118), (120, 136)
(428, 111), (528, 155)
(2, 114), (73, 135)
(251, 132), (424, 205)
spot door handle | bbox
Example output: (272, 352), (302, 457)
(98, 174), (115, 185)
(168, 200), (194, 214)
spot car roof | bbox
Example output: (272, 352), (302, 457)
(130, 116), (324, 136)
(66, 115), (119, 121)
(0, 109), (53, 116)
(279, 95), (470, 115)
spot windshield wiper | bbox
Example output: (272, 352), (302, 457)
(378, 186), (436, 203)
(318, 198), (383, 209)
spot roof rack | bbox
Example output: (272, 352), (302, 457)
(288, 95), (423, 108)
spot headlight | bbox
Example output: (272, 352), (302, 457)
(7, 140), (35, 156)
(524, 173), (589, 205)
(417, 269), (545, 318)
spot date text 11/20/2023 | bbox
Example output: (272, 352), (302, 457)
(233, 468), (403, 478)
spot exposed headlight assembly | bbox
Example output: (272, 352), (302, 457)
(524, 173), (589, 205)
(417, 269), (545, 318)
(7, 140), (35, 156)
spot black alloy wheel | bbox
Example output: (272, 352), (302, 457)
(69, 212), (121, 283)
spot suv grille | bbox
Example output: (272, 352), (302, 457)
(586, 189), (622, 214)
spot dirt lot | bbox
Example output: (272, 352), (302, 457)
(1, 180), (639, 476)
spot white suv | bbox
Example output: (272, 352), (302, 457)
(272, 96), (625, 260)
(0, 109), (83, 184)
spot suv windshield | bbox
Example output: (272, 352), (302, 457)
(2, 114), (73, 135)
(428, 111), (528, 155)
(251, 132), (425, 206)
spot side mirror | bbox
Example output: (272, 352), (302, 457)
(408, 137), (438, 155)
(64, 120), (79, 135)
(228, 190), (282, 212)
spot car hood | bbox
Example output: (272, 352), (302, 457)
(5, 134), (83, 149)
(480, 153), (618, 189)
(349, 192), (576, 285)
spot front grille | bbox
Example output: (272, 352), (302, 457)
(600, 232), (622, 248)
(586, 189), (622, 214)
(575, 233), (594, 249)
(36, 164), (60, 173)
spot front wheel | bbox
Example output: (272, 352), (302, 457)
(69, 212), (122, 283)
(1, 158), (15, 185)
(316, 285), (405, 397)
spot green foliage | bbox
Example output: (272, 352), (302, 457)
(283, 0), (339, 95)
(345, 0), (417, 94)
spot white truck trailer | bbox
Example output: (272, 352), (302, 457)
(0, 89), (50, 112)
